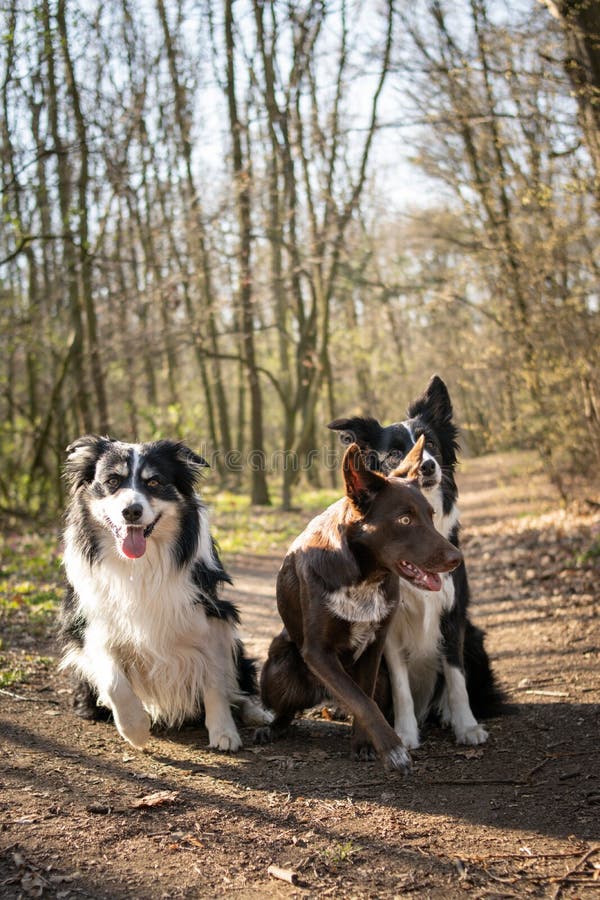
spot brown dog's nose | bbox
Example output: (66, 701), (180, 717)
(446, 546), (462, 571)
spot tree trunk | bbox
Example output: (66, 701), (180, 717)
(543, 0), (600, 180)
(56, 0), (110, 432)
(224, 0), (270, 505)
(156, 0), (232, 464)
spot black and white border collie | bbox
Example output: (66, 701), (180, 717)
(329, 375), (501, 749)
(59, 435), (270, 752)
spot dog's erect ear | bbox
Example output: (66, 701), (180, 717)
(343, 442), (387, 512)
(328, 415), (383, 449)
(65, 435), (116, 489)
(391, 434), (425, 480)
(407, 374), (453, 425)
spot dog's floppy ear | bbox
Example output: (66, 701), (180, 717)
(65, 434), (116, 490)
(156, 440), (208, 483)
(343, 442), (386, 512)
(390, 434), (425, 480)
(141, 440), (209, 496)
(407, 374), (453, 424)
(169, 441), (209, 494)
(174, 442), (209, 472)
(328, 415), (383, 449)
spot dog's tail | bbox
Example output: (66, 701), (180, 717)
(464, 620), (507, 717)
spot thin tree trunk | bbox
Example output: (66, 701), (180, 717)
(56, 0), (109, 432)
(224, 0), (270, 505)
(42, 0), (90, 434)
(156, 0), (232, 462)
(543, 0), (600, 181)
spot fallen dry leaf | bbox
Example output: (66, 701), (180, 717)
(131, 790), (179, 809)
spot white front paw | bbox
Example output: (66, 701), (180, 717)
(395, 717), (420, 750)
(115, 706), (151, 749)
(240, 698), (273, 726)
(455, 723), (488, 745)
(209, 727), (243, 752)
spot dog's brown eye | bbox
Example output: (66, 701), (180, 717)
(106, 476), (120, 488)
(146, 478), (160, 488)
(399, 515), (411, 526)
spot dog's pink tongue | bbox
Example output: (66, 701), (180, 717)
(397, 561), (443, 591)
(419, 571), (442, 591)
(121, 527), (146, 559)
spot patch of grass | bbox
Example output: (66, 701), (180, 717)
(0, 532), (63, 644)
(0, 531), (62, 581)
(575, 537), (600, 566)
(206, 487), (340, 557)
(322, 841), (359, 865)
(0, 653), (54, 687)
(0, 658), (27, 687)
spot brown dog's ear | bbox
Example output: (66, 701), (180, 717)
(343, 442), (386, 512)
(391, 434), (425, 479)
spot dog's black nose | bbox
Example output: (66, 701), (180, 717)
(122, 503), (143, 523)
(421, 459), (436, 477)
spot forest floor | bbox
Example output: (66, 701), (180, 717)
(1, 452), (599, 899)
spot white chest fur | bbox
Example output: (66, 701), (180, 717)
(423, 485), (460, 540)
(326, 581), (392, 624)
(327, 581), (395, 663)
(61, 523), (233, 726)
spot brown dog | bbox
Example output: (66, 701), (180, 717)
(257, 437), (462, 771)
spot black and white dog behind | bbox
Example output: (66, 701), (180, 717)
(328, 374), (502, 749)
(59, 435), (270, 752)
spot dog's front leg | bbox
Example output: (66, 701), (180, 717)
(302, 640), (410, 772)
(350, 633), (398, 764)
(439, 613), (488, 745)
(87, 646), (150, 749)
(203, 681), (243, 752)
(441, 661), (488, 745)
(202, 622), (243, 751)
(384, 631), (420, 749)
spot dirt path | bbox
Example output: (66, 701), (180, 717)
(1, 454), (599, 898)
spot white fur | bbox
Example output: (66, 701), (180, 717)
(384, 483), (486, 748)
(328, 581), (398, 667)
(326, 581), (394, 663)
(327, 581), (393, 624)
(61, 505), (252, 751)
(349, 622), (378, 662)
(437, 661), (488, 745)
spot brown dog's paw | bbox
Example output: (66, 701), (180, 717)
(354, 745), (378, 762)
(352, 723), (377, 762)
(384, 745), (412, 773)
